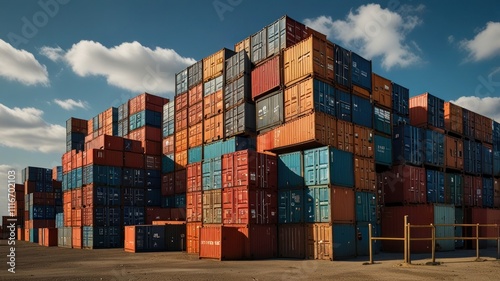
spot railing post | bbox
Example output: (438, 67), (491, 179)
(431, 224), (435, 263)
(407, 222), (411, 264)
(369, 223), (373, 264)
(404, 215), (408, 264)
(476, 223), (480, 260)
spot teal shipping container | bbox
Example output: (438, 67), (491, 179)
(278, 189), (304, 223)
(356, 222), (381, 256)
(204, 136), (256, 160)
(278, 151), (304, 189)
(162, 154), (175, 174)
(374, 135), (392, 166)
(188, 146), (203, 164)
(445, 173), (462, 206)
(305, 186), (330, 223)
(202, 157), (222, 190)
(374, 107), (391, 135)
(129, 110), (162, 131)
(333, 224), (356, 259)
(455, 207), (464, 249)
(355, 192), (377, 223)
(434, 204), (455, 252)
(304, 146), (354, 187)
(29, 228), (39, 243)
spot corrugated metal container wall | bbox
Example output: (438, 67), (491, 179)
(354, 157), (376, 192)
(251, 27), (267, 64)
(188, 83), (203, 107)
(225, 75), (251, 110)
(162, 102), (175, 138)
(283, 35), (334, 87)
(225, 50), (250, 84)
(393, 124), (424, 166)
(334, 187), (355, 223)
(303, 146), (354, 187)
(444, 102), (463, 135)
(278, 189), (304, 223)
(433, 204), (456, 251)
(337, 119), (354, 153)
(353, 125), (374, 158)
(482, 144), (493, 176)
(186, 191), (202, 222)
(251, 55), (281, 100)
(188, 102), (203, 127)
(203, 83), (223, 118)
(374, 135), (392, 166)
(374, 107), (391, 135)
(463, 140), (482, 175)
(381, 165), (427, 204)
(409, 92), (445, 129)
(203, 48), (235, 82)
(203, 113), (224, 144)
(462, 109), (475, 139)
(351, 51), (372, 92)
(202, 189), (222, 224)
(256, 90), (284, 132)
(222, 150), (277, 189)
(445, 136), (464, 170)
(463, 175), (482, 207)
(202, 157), (222, 191)
(284, 78), (336, 122)
(371, 73), (392, 109)
(356, 223), (381, 256)
(352, 95), (373, 128)
(445, 173), (463, 206)
(188, 123), (203, 149)
(278, 151), (304, 189)
(495, 179), (500, 208)
(305, 223), (356, 260)
(188, 60), (203, 89)
(482, 177), (494, 208)
(485, 208), (500, 247)
(355, 191), (377, 223)
(188, 146), (202, 164)
(336, 88), (352, 122)
(175, 69), (188, 96)
(278, 224), (305, 258)
(187, 222), (201, 254)
(393, 113), (410, 127)
(391, 82), (409, 116)
(424, 130), (445, 167)
(124, 225), (167, 252)
(426, 169), (445, 203)
(304, 186), (330, 223)
(224, 103), (256, 137)
(267, 16), (307, 58)
(334, 44), (351, 90)
(234, 36), (250, 57)
(463, 207), (488, 249)
(222, 187), (277, 224)
(186, 162), (202, 192)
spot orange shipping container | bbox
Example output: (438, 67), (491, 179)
(128, 126), (162, 142)
(162, 135), (175, 155)
(283, 35), (334, 87)
(203, 48), (235, 82)
(203, 113), (224, 144)
(203, 90), (224, 119)
(187, 162), (202, 193)
(352, 85), (370, 99)
(354, 157), (376, 192)
(72, 227), (82, 249)
(234, 37), (250, 57)
(284, 77), (314, 122)
(175, 108), (188, 131)
(175, 92), (188, 111)
(256, 129), (276, 156)
(353, 125), (374, 158)
(305, 223), (332, 260)
(85, 134), (124, 151)
(372, 73), (392, 109)
(337, 120), (354, 153)
(444, 102), (463, 135)
(129, 93), (168, 115)
(71, 209), (81, 227)
(188, 123), (203, 148)
(188, 83), (203, 106)
(186, 191), (202, 222)
(71, 188), (82, 209)
(175, 150), (188, 171)
(175, 129), (188, 152)
(84, 149), (124, 167)
(187, 222), (202, 254)
(24, 228), (29, 242)
(445, 135), (464, 170)
(188, 101), (203, 126)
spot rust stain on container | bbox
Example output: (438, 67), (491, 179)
(445, 135), (464, 170)
(251, 55), (281, 100)
(188, 123), (203, 148)
(188, 101), (203, 127)
(188, 83), (203, 106)
(187, 222), (202, 254)
(186, 191), (202, 222)
(203, 113), (224, 144)
(444, 102), (463, 135)
(337, 120), (354, 153)
(354, 157), (376, 192)
(203, 90), (224, 119)
(372, 73), (392, 109)
(353, 125), (374, 158)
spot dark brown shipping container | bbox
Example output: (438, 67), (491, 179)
(186, 191), (202, 222)
(203, 113), (224, 144)
(485, 208), (500, 247)
(463, 176), (482, 207)
(67, 117), (88, 134)
(187, 162), (202, 193)
(174, 169), (186, 194)
(371, 73), (392, 109)
(221, 150), (278, 189)
(352, 85), (370, 99)
(85, 135), (123, 151)
(123, 152), (145, 169)
(188, 123), (203, 148)
(475, 113), (493, 143)
(251, 55), (281, 100)
(145, 207), (172, 224)
(381, 165), (427, 204)
(332, 186), (356, 223)
(188, 101), (203, 127)
(222, 186), (277, 225)
(143, 140), (161, 155)
(203, 189), (222, 224)
(187, 222), (202, 254)
(353, 125), (374, 158)
(445, 135), (464, 170)
(175, 129), (188, 152)
(337, 119), (354, 153)
(354, 157), (376, 192)
(444, 102), (463, 135)
(463, 207), (488, 249)
(188, 83), (203, 106)
(161, 172), (175, 196)
(170, 208), (186, 221)
(175, 108), (188, 131)
(278, 223), (305, 258)
(203, 90), (224, 119)
(145, 155), (161, 170)
(162, 135), (175, 155)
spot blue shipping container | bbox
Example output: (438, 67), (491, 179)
(202, 157), (222, 190)
(175, 194), (186, 208)
(464, 140), (482, 174)
(129, 110), (162, 131)
(162, 154), (175, 174)
(393, 124), (424, 166)
(355, 192), (377, 223)
(29, 228), (39, 243)
(313, 79), (336, 117)
(494, 148), (500, 177)
(426, 170), (445, 203)
(203, 140), (223, 160)
(221, 136), (256, 156)
(146, 188), (161, 206)
(336, 88), (352, 122)
(161, 196), (175, 208)
(122, 168), (144, 188)
(130, 225), (167, 252)
(56, 213), (64, 228)
(351, 52), (372, 90)
(122, 187), (145, 206)
(392, 82), (409, 116)
(188, 146), (203, 164)
(482, 145), (493, 175)
(30, 205), (45, 219)
(304, 146), (354, 187)
(334, 44), (351, 88)
(374, 107), (391, 135)
(482, 177), (494, 208)
(278, 189), (304, 223)
(393, 113), (410, 127)
(305, 186), (330, 223)
(374, 135), (392, 166)
(278, 151), (304, 189)
(356, 222), (381, 256)
(83, 226), (122, 249)
(45, 206), (55, 219)
(424, 130), (445, 167)
(333, 224), (356, 259)
(352, 95), (373, 128)
(123, 206), (145, 225)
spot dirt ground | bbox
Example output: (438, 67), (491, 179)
(0, 240), (499, 281)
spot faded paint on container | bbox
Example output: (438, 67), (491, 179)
(188, 60), (203, 89)
(351, 52), (372, 91)
(354, 125), (374, 158)
(352, 95), (373, 128)
(374, 135), (392, 166)
(336, 88), (352, 122)
(203, 48), (235, 82)
(304, 146), (354, 187)
(424, 129), (445, 167)
(224, 102), (256, 137)
(371, 73), (392, 109)
(356, 222), (381, 256)
(256, 90), (284, 132)
(202, 157), (222, 191)
(278, 151), (304, 189)
(278, 223), (305, 258)
(381, 165), (427, 204)
(283, 35), (334, 86)
(409, 92), (445, 129)
(251, 55), (281, 100)
(393, 124), (424, 166)
(374, 107), (391, 135)
(305, 223), (356, 260)
(278, 189), (304, 223)
(354, 157), (376, 192)
(221, 150), (277, 189)
(222, 187), (277, 224)
(445, 135), (464, 170)
(463, 175), (482, 207)
(175, 68), (188, 96)
(392, 82), (409, 116)
(225, 75), (250, 110)
(284, 78), (336, 122)
(337, 119), (354, 153)
(446, 173), (463, 206)
(187, 222), (201, 254)
(225, 50), (250, 84)
(444, 102), (463, 135)
(202, 189), (222, 224)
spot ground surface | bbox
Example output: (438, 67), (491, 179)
(0, 240), (499, 280)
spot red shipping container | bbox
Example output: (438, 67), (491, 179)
(251, 55), (281, 100)
(187, 162), (202, 192)
(175, 129), (188, 152)
(203, 90), (224, 119)
(332, 186), (355, 223)
(128, 126), (162, 142)
(221, 150), (278, 189)
(256, 129), (276, 156)
(162, 136), (175, 155)
(186, 191), (202, 222)
(381, 165), (427, 204)
(175, 150), (188, 171)
(71, 188), (82, 209)
(40, 228), (58, 247)
(187, 222), (202, 254)
(170, 208), (186, 221)
(188, 101), (203, 127)
(354, 157), (376, 192)
(188, 122), (203, 148)
(129, 93), (168, 115)
(188, 83), (203, 106)
(463, 175), (482, 207)
(222, 186), (277, 225)
(85, 134), (124, 151)
(175, 169), (187, 194)
(76, 151), (84, 168)
(27, 219), (55, 229)
(485, 208), (500, 246)
(72, 226), (82, 249)
(124, 138), (144, 153)
(145, 155), (161, 170)
(84, 149), (123, 167)
(124, 152), (145, 169)
(464, 207), (488, 249)
(24, 181), (35, 195)
(143, 140), (161, 155)
(71, 209), (82, 227)
(161, 173), (175, 196)
(175, 108), (188, 131)
(145, 207), (172, 224)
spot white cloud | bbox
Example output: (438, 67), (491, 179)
(54, 99), (89, 110)
(460, 22), (500, 62)
(451, 96), (500, 123)
(304, 4), (423, 70)
(448, 35), (455, 44)
(41, 41), (196, 94)
(0, 39), (49, 86)
(0, 103), (65, 153)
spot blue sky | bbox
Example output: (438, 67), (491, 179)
(0, 0), (499, 217)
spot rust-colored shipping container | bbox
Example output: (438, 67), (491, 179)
(283, 35), (334, 87)
(305, 223), (332, 260)
(188, 83), (203, 106)
(188, 123), (203, 148)
(127, 126), (162, 142)
(203, 189), (222, 224)
(353, 125), (374, 158)
(222, 150), (278, 189)
(354, 157), (376, 192)
(234, 36), (250, 57)
(87, 119), (93, 134)
(187, 222), (202, 254)
(203, 113), (224, 144)
(463, 207), (488, 249)
(188, 101), (203, 127)
(284, 77), (315, 122)
(161, 172), (175, 196)
(71, 209), (82, 227)
(162, 135), (175, 155)
(485, 208), (500, 247)
(145, 155), (161, 170)
(24, 228), (29, 242)
(475, 114), (493, 143)
(331, 186), (356, 223)
(145, 207), (172, 224)
(85, 135), (123, 151)
(251, 55), (281, 100)
(444, 102), (463, 135)
(143, 140), (161, 155)
(72, 226), (82, 249)
(337, 119), (354, 153)
(175, 91), (188, 111)
(186, 191), (202, 222)
(124, 152), (145, 169)
(187, 162), (202, 192)
(381, 165), (427, 204)
(64, 204), (71, 226)
(175, 150), (188, 171)
(445, 135), (464, 170)
(371, 73), (392, 109)
(17, 227), (24, 241)
(272, 112), (336, 151)
(203, 48), (235, 82)
(175, 169), (186, 194)
(256, 129), (275, 155)
(409, 92), (445, 131)
(175, 129), (188, 152)
(494, 179), (500, 208)
(278, 223), (305, 258)
(203, 90), (224, 119)
(40, 228), (58, 247)
(175, 108), (188, 131)
(352, 85), (370, 99)
(71, 188), (82, 209)
(128, 93), (167, 115)
(463, 176), (482, 207)
(222, 187), (277, 225)
(170, 208), (186, 221)
(67, 117), (88, 134)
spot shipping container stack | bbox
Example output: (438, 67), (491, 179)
(12, 183), (25, 240)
